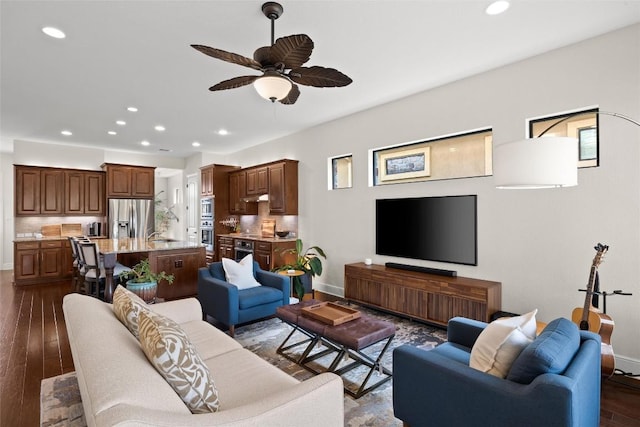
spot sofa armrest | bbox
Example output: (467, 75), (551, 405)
(149, 298), (203, 324)
(256, 268), (290, 304)
(393, 344), (587, 427)
(446, 316), (487, 348)
(197, 267), (239, 326)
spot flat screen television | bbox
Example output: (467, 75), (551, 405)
(376, 195), (477, 266)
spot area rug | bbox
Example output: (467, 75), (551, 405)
(40, 305), (446, 427)
(40, 371), (86, 427)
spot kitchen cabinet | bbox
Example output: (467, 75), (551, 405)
(246, 166), (268, 196)
(254, 240), (296, 271)
(218, 236), (234, 261)
(200, 166), (214, 197)
(153, 247), (206, 300)
(84, 172), (106, 214)
(16, 165), (105, 216)
(15, 166), (41, 215)
(15, 166), (64, 215)
(268, 160), (298, 215)
(64, 170), (105, 215)
(229, 170), (257, 215)
(14, 240), (68, 285)
(102, 163), (155, 198)
(40, 169), (64, 214)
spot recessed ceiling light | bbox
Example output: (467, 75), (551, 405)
(141, 140), (150, 146)
(154, 125), (166, 132)
(116, 120), (126, 126)
(486, 0), (510, 15)
(217, 129), (229, 136)
(42, 27), (66, 39)
(127, 106), (138, 112)
(108, 131), (117, 135)
(61, 130), (72, 136)
(192, 141), (201, 147)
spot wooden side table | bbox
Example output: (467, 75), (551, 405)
(278, 270), (314, 299)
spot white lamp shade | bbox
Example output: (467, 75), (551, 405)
(494, 137), (578, 189)
(253, 75), (292, 101)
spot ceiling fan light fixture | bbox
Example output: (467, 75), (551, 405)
(253, 74), (292, 102)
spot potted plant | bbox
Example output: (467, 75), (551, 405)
(275, 239), (326, 300)
(154, 191), (179, 239)
(119, 258), (174, 303)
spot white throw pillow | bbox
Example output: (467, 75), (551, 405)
(469, 309), (538, 378)
(221, 254), (261, 290)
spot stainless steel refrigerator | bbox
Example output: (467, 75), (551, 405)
(108, 199), (154, 239)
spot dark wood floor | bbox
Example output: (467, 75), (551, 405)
(1, 270), (639, 426)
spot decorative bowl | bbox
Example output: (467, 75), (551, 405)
(276, 230), (290, 238)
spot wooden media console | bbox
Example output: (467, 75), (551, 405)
(344, 263), (501, 326)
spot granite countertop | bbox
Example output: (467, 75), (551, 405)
(217, 233), (297, 243)
(93, 238), (205, 253)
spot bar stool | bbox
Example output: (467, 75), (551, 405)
(78, 241), (131, 299)
(67, 236), (81, 292)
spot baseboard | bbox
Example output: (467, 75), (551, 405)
(313, 282), (344, 298)
(615, 354), (640, 376)
(1, 263), (13, 271)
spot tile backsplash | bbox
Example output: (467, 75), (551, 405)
(15, 216), (105, 237)
(235, 203), (298, 236)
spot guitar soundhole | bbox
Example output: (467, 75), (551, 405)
(579, 321), (589, 331)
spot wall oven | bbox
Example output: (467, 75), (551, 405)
(234, 239), (254, 261)
(201, 219), (214, 252)
(201, 197), (213, 220)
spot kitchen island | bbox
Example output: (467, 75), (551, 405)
(95, 238), (206, 302)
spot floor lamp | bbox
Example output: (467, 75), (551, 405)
(494, 111), (640, 189)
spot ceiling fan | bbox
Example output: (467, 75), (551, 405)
(191, 1), (352, 104)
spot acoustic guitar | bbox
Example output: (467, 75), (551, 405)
(571, 243), (615, 377)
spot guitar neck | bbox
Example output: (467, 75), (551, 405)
(581, 265), (597, 323)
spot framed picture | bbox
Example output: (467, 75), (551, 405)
(578, 127), (597, 161)
(379, 146), (431, 182)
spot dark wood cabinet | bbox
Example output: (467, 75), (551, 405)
(344, 263), (501, 326)
(40, 169), (64, 215)
(229, 170), (257, 215)
(200, 166), (214, 197)
(268, 160), (298, 215)
(246, 166), (268, 196)
(103, 163), (155, 198)
(84, 172), (105, 214)
(254, 240), (296, 271)
(16, 166), (105, 216)
(153, 247), (206, 300)
(15, 167), (41, 215)
(218, 236), (234, 261)
(14, 240), (67, 285)
(64, 170), (84, 214)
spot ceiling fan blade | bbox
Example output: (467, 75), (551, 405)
(279, 84), (300, 105)
(270, 34), (314, 69)
(209, 75), (259, 91)
(253, 46), (272, 66)
(191, 44), (263, 71)
(288, 66), (353, 88)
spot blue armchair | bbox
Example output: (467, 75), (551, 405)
(197, 261), (289, 336)
(393, 317), (601, 427)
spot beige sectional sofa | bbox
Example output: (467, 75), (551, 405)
(63, 293), (344, 426)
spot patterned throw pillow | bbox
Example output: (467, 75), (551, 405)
(138, 310), (220, 413)
(112, 284), (149, 338)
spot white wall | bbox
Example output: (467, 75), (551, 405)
(225, 25), (640, 369)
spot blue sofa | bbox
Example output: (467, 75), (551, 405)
(197, 261), (289, 336)
(393, 317), (601, 427)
